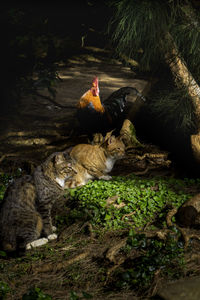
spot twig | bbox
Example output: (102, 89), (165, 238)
(121, 211), (136, 221)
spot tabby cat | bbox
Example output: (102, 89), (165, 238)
(0, 151), (77, 253)
(70, 134), (125, 186)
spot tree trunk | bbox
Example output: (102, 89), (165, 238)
(164, 32), (200, 163)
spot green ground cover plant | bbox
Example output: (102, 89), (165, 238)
(68, 175), (199, 230)
(0, 174), (13, 203)
(0, 172), (199, 298)
(22, 287), (52, 300)
(0, 281), (10, 299)
(113, 231), (185, 293)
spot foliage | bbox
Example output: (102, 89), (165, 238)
(109, 0), (200, 79)
(109, 0), (171, 70)
(67, 175), (198, 230)
(0, 185), (6, 203)
(115, 231), (185, 292)
(0, 171), (23, 203)
(147, 87), (196, 135)
(1, 2), (110, 105)
(0, 174), (12, 203)
(69, 290), (93, 300)
(1, 7), (60, 103)
(0, 281), (10, 299)
(22, 287), (52, 300)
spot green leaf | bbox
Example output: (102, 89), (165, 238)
(0, 251), (6, 257)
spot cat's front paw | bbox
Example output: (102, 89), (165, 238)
(26, 238), (48, 250)
(99, 175), (112, 181)
(47, 233), (57, 241)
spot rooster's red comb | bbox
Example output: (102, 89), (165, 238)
(92, 76), (98, 87)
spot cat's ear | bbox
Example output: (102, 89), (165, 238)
(54, 153), (64, 165)
(63, 151), (71, 160)
(100, 130), (116, 147)
(107, 135), (116, 144)
(104, 130), (115, 141)
(101, 135), (116, 147)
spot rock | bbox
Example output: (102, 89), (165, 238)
(176, 193), (200, 227)
(157, 276), (200, 300)
(120, 119), (143, 148)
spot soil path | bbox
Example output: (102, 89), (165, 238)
(0, 47), (149, 167)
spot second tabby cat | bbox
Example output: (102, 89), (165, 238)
(0, 151), (77, 253)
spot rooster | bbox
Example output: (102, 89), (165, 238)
(77, 76), (146, 136)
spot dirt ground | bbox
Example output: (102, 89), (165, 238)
(1, 47), (200, 300)
(0, 47), (149, 168)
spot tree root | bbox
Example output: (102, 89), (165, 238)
(105, 238), (128, 264)
(105, 238), (128, 284)
(31, 250), (90, 274)
(166, 207), (200, 247)
(80, 222), (96, 239)
(166, 207), (178, 227)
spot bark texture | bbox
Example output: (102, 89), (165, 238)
(165, 32), (200, 163)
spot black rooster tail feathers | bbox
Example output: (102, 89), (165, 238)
(119, 86), (146, 102)
(103, 87), (146, 107)
(101, 86), (146, 134)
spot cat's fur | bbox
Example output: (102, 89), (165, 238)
(0, 151), (77, 253)
(70, 134), (125, 186)
(0, 135), (125, 253)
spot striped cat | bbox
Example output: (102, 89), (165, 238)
(0, 151), (76, 253)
